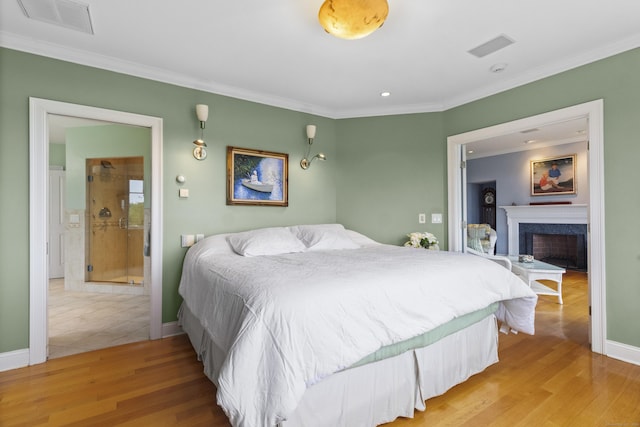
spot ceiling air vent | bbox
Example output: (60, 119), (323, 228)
(18, 0), (94, 34)
(468, 34), (514, 58)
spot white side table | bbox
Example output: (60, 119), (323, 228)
(510, 258), (566, 304)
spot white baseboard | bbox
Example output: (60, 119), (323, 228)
(162, 321), (184, 338)
(606, 340), (640, 366)
(0, 322), (183, 373)
(0, 348), (29, 372)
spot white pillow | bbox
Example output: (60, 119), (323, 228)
(290, 224), (361, 251)
(227, 227), (306, 257)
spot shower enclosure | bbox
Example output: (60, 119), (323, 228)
(86, 157), (144, 285)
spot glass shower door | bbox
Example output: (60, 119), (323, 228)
(86, 157), (144, 284)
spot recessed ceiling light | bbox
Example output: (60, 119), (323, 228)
(467, 150), (474, 154)
(380, 91), (391, 97)
(524, 139), (536, 144)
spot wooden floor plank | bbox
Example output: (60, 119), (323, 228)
(2, 271), (639, 426)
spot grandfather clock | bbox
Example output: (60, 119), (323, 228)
(481, 187), (496, 229)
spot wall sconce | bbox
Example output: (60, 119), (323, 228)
(193, 104), (209, 160)
(300, 125), (326, 170)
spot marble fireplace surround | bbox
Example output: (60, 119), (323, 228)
(500, 204), (588, 256)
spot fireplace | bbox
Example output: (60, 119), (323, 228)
(519, 224), (588, 270)
(501, 204), (588, 271)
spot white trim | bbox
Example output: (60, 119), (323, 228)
(447, 99), (606, 355)
(500, 205), (588, 256)
(162, 321), (184, 338)
(0, 348), (30, 372)
(606, 340), (640, 366)
(29, 98), (164, 365)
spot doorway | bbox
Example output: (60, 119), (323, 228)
(446, 100), (606, 355)
(29, 98), (164, 365)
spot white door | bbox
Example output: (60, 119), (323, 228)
(48, 168), (65, 278)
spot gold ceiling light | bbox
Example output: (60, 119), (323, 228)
(318, 0), (389, 40)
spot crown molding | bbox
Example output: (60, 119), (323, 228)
(2, 31), (639, 119)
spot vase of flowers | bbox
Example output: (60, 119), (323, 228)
(404, 231), (439, 250)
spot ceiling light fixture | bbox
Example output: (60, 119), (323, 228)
(380, 91), (391, 97)
(318, 0), (389, 40)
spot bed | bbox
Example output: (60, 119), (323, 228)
(178, 224), (537, 427)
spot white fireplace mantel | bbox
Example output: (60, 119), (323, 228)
(500, 204), (588, 255)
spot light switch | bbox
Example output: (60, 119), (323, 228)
(179, 188), (189, 198)
(431, 213), (443, 224)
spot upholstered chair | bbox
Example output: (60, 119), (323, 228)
(467, 224), (497, 255)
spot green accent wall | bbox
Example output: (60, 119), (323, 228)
(1, 46), (639, 354)
(336, 113), (446, 246)
(49, 143), (66, 167)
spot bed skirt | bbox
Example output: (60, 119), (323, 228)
(178, 303), (499, 427)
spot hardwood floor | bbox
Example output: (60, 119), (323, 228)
(1, 271), (639, 426)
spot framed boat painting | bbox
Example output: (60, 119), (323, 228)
(530, 154), (576, 196)
(226, 146), (288, 206)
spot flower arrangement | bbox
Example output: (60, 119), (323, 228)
(404, 231), (439, 250)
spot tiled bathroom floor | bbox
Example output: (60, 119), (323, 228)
(48, 278), (150, 359)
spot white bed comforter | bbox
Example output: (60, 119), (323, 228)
(179, 242), (537, 427)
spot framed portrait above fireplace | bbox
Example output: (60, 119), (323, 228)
(530, 154), (576, 196)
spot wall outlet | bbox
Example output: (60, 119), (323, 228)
(181, 234), (195, 247)
(431, 213), (443, 224)
(418, 213), (426, 224)
(196, 234), (204, 242)
(179, 188), (189, 198)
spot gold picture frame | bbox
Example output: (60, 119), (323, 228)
(530, 154), (576, 196)
(226, 146), (288, 206)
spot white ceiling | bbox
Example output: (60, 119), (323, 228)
(465, 117), (588, 159)
(1, 0), (639, 120)
(48, 114), (114, 144)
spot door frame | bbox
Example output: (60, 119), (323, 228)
(29, 98), (164, 364)
(446, 99), (606, 354)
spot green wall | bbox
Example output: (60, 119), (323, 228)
(336, 113), (446, 246)
(1, 46), (639, 354)
(0, 47), (337, 352)
(49, 143), (65, 167)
